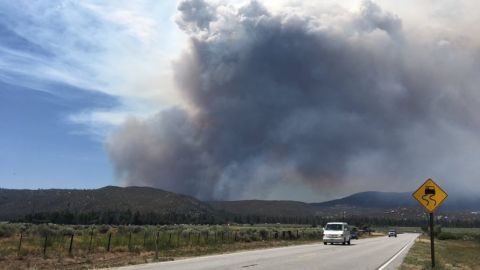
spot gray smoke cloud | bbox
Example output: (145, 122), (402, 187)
(108, 0), (480, 201)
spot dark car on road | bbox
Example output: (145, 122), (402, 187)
(350, 230), (358, 239)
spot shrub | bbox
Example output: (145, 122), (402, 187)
(181, 230), (192, 237)
(242, 234), (252, 242)
(72, 225), (82, 230)
(434, 225), (442, 237)
(113, 246), (128, 252)
(60, 227), (75, 236)
(438, 232), (462, 240)
(0, 224), (16, 237)
(97, 225), (111, 234)
(34, 224), (57, 237)
(250, 232), (260, 241)
(131, 246), (142, 254)
(132, 226), (143, 234)
(118, 226), (131, 234)
(259, 229), (268, 240)
(473, 234), (480, 242)
(18, 224), (28, 233)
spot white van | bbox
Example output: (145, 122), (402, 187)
(323, 222), (351, 245)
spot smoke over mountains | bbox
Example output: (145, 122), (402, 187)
(108, 0), (480, 201)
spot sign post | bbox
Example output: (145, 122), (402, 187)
(412, 178), (448, 269)
(429, 212), (435, 268)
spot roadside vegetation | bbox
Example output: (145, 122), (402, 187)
(372, 226), (422, 234)
(400, 227), (480, 270)
(0, 223), (325, 269)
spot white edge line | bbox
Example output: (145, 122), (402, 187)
(377, 235), (419, 270)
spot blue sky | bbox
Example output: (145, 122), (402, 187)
(0, 0), (182, 189)
(0, 81), (117, 188)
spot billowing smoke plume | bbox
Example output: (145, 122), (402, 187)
(108, 0), (480, 200)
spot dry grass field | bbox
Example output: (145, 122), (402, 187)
(0, 223), (326, 269)
(400, 228), (480, 270)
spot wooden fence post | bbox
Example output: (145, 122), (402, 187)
(43, 234), (48, 258)
(155, 231), (159, 261)
(143, 231), (147, 249)
(107, 232), (112, 252)
(17, 232), (23, 256)
(128, 231), (132, 252)
(68, 234), (74, 256)
(88, 229), (94, 253)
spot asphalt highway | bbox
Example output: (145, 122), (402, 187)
(109, 233), (419, 270)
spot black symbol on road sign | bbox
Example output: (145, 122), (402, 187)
(422, 186), (437, 206)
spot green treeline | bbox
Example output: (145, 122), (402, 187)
(15, 210), (480, 228)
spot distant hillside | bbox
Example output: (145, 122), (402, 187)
(312, 191), (416, 209)
(1, 187), (479, 225)
(0, 186), (215, 222)
(312, 191), (480, 211)
(208, 200), (317, 217)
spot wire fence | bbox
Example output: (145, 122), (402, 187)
(0, 224), (324, 259)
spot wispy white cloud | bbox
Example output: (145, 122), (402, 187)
(79, 2), (158, 44)
(68, 104), (156, 139)
(0, 0), (184, 138)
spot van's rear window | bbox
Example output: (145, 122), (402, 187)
(325, 224), (343, 231)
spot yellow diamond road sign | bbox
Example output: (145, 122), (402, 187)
(412, 178), (448, 213)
